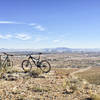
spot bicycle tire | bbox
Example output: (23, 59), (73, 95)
(3, 61), (13, 71)
(22, 60), (32, 72)
(40, 60), (51, 73)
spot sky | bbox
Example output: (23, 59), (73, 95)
(0, 0), (100, 49)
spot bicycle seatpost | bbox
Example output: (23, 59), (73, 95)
(38, 52), (42, 60)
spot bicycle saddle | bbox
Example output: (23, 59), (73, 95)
(38, 52), (42, 55)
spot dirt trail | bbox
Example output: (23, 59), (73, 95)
(70, 66), (92, 76)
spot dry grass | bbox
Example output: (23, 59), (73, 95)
(90, 94), (100, 100)
(0, 66), (91, 100)
(0, 53), (100, 99)
(76, 67), (100, 85)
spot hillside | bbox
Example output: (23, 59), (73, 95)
(0, 66), (100, 100)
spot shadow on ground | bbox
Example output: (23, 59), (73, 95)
(0, 69), (45, 81)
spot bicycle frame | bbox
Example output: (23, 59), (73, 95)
(0, 53), (13, 68)
(28, 55), (40, 66)
(22, 53), (51, 73)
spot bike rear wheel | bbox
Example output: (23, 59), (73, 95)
(40, 60), (51, 73)
(22, 60), (32, 72)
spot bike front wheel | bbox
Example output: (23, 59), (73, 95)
(22, 60), (32, 72)
(40, 60), (51, 73)
(4, 61), (13, 71)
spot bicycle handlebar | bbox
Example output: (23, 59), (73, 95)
(3, 52), (14, 56)
(26, 52), (42, 60)
(26, 52), (42, 56)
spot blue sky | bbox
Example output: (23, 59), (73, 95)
(0, 0), (100, 49)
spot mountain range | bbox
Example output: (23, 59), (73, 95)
(0, 47), (100, 53)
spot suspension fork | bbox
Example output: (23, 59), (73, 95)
(2, 56), (8, 68)
(28, 57), (30, 61)
(31, 58), (37, 66)
(27, 57), (35, 66)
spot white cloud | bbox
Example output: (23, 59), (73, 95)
(15, 33), (31, 40)
(29, 23), (45, 31)
(34, 37), (43, 42)
(0, 33), (31, 40)
(53, 40), (60, 43)
(0, 21), (17, 24)
(29, 23), (36, 26)
(34, 25), (45, 31)
(0, 21), (46, 31)
(0, 34), (12, 39)
(0, 21), (26, 25)
(33, 36), (48, 43)
(5, 34), (12, 38)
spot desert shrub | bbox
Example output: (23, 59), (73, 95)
(70, 85), (78, 92)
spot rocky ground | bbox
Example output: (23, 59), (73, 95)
(0, 66), (100, 100)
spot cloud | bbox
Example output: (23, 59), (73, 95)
(0, 33), (31, 40)
(34, 25), (45, 31)
(0, 21), (45, 31)
(0, 34), (12, 39)
(29, 23), (45, 31)
(34, 37), (43, 42)
(33, 36), (48, 43)
(28, 23), (36, 26)
(28, 23), (45, 31)
(15, 33), (31, 40)
(0, 21), (26, 25)
(0, 21), (17, 24)
(53, 40), (60, 43)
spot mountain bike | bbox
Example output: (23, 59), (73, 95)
(0, 52), (13, 70)
(21, 53), (51, 73)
